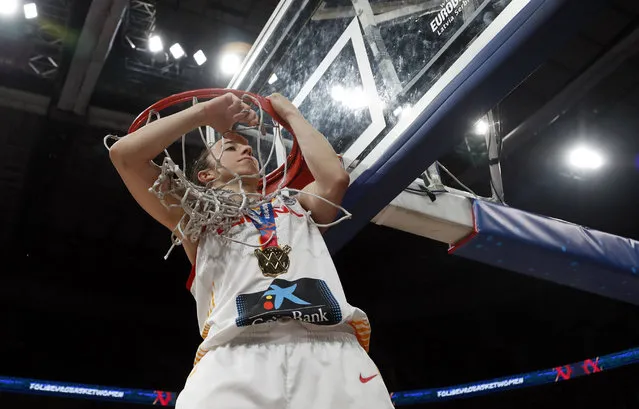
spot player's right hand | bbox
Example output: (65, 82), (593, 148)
(201, 93), (259, 134)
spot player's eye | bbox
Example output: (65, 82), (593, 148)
(225, 146), (236, 151)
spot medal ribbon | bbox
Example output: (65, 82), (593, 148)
(248, 202), (279, 249)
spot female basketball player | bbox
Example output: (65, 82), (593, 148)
(109, 92), (394, 409)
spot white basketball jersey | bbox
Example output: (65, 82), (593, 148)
(186, 195), (371, 366)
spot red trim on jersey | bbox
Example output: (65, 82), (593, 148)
(186, 263), (196, 291)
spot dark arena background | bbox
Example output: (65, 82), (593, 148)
(2, 0), (639, 408)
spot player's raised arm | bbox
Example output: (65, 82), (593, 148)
(267, 93), (349, 228)
(109, 93), (258, 262)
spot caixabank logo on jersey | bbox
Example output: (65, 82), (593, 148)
(235, 278), (342, 327)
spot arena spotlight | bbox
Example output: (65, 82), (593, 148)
(169, 43), (185, 59)
(393, 105), (413, 119)
(125, 36), (136, 49)
(220, 53), (242, 76)
(567, 145), (604, 170)
(330, 85), (367, 109)
(193, 50), (207, 66)
(148, 35), (163, 53)
(0, 0), (18, 15)
(474, 119), (490, 136)
(268, 73), (278, 85)
(23, 2), (37, 19)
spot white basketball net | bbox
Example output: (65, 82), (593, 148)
(105, 94), (351, 259)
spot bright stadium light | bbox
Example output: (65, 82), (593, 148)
(567, 146), (604, 170)
(0, 0), (18, 15)
(193, 49), (207, 66)
(393, 104), (412, 119)
(148, 35), (163, 53)
(169, 43), (185, 59)
(24, 2), (37, 19)
(330, 85), (367, 109)
(268, 73), (278, 85)
(474, 119), (490, 135)
(220, 53), (242, 76)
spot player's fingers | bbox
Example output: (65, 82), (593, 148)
(232, 108), (252, 122)
(227, 96), (243, 114)
(234, 101), (252, 113)
(247, 111), (259, 126)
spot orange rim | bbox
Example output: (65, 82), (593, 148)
(130, 88), (313, 194)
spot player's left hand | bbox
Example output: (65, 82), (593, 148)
(267, 93), (301, 122)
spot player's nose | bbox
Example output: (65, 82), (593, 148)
(241, 144), (253, 156)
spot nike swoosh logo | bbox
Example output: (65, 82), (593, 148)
(359, 374), (378, 383)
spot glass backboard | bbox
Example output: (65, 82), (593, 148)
(228, 0), (528, 183)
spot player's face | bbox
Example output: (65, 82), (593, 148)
(209, 138), (259, 180)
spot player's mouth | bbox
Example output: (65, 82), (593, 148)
(239, 157), (258, 167)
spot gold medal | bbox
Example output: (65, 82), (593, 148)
(254, 245), (292, 277)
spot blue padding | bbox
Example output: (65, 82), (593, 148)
(0, 376), (176, 406)
(451, 201), (639, 305)
(325, 0), (607, 254)
(391, 346), (639, 405)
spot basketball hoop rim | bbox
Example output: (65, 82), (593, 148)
(129, 88), (313, 194)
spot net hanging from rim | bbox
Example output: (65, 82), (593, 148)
(104, 89), (351, 258)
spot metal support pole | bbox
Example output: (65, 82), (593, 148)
(485, 110), (505, 202)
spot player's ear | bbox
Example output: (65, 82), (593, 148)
(198, 168), (217, 184)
